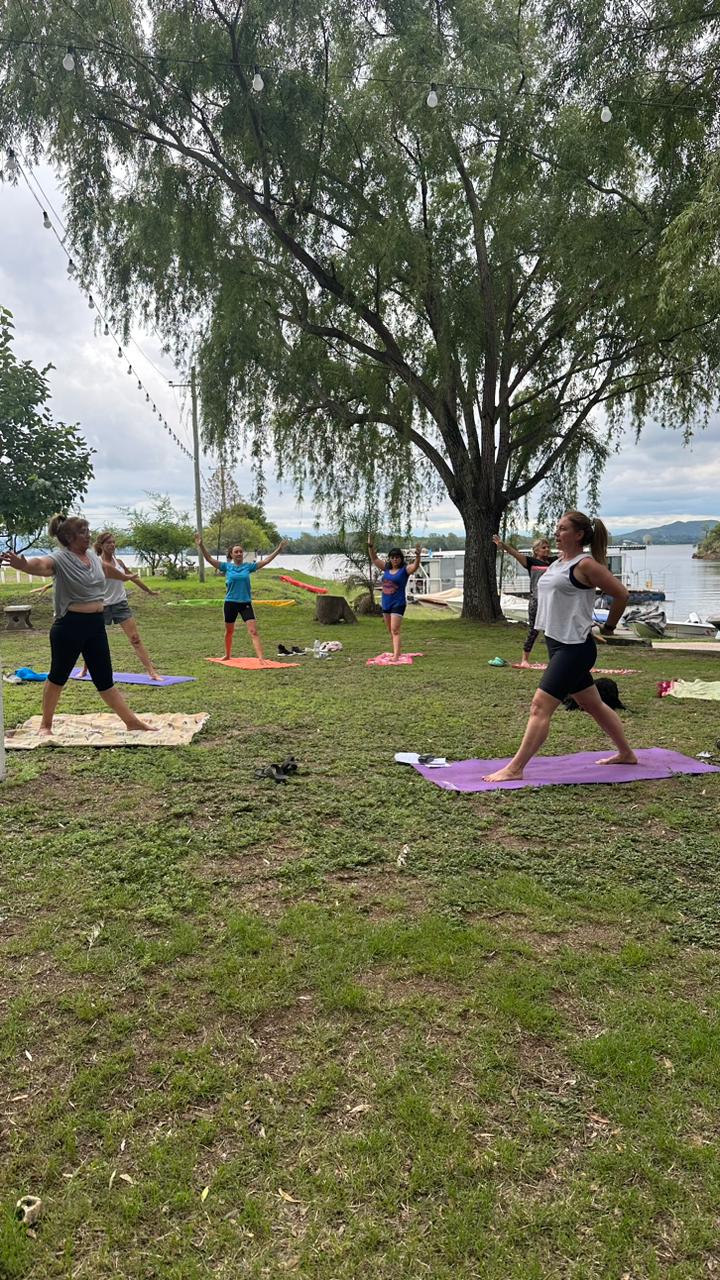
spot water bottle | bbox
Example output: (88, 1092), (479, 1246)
(313, 639), (321, 656)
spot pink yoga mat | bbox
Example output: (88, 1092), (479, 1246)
(510, 663), (639, 674)
(367, 652), (425, 667)
(411, 748), (719, 792)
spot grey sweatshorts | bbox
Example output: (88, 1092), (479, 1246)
(103, 600), (133, 626)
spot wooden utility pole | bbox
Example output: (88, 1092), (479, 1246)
(171, 370), (205, 583)
(190, 367), (205, 584)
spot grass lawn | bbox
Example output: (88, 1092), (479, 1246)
(1, 571), (720, 1279)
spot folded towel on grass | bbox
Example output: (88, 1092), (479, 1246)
(5, 712), (209, 750)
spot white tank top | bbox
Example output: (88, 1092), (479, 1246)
(535, 553), (595, 644)
(102, 555), (128, 606)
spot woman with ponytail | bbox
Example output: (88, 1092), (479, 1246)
(0, 515), (153, 735)
(484, 511), (636, 782)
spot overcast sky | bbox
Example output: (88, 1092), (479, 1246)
(2, 164), (719, 536)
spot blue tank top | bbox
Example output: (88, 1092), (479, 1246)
(381, 566), (409, 612)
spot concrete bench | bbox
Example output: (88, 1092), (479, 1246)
(4, 605), (33, 631)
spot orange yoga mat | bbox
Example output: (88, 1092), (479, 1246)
(205, 657), (299, 669)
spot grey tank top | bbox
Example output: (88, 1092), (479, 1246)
(53, 548), (106, 619)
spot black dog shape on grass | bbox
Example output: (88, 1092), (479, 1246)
(564, 677), (626, 713)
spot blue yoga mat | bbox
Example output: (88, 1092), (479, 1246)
(70, 669), (195, 687)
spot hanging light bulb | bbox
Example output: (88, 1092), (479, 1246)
(62, 46), (76, 72)
(137, 379), (142, 390)
(42, 210), (51, 229)
(600, 102), (612, 123)
(103, 322), (109, 336)
(67, 258), (76, 277)
(152, 403), (157, 413)
(252, 66), (264, 92)
(127, 364), (132, 375)
(145, 392), (150, 402)
(6, 149), (18, 178)
(87, 296), (95, 309)
(117, 346), (122, 358)
(426, 82), (439, 109)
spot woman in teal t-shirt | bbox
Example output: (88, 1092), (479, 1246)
(195, 535), (287, 660)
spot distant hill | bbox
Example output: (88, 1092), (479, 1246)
(612, 519), (720, 545)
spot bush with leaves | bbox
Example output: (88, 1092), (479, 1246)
(124, 495), (195, 574)
(0, 308), (94, 550)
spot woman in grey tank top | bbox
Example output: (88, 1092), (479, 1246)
(1, 515), (155, 735)
(484, 511), (636, 782)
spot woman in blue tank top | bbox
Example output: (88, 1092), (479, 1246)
(367, 537), (421, 662)
(484, 511), (636, 782)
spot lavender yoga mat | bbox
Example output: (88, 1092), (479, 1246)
(70, 669), (195, 687)
(412, 748), (720, 792)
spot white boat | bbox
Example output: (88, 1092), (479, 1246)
(662, 614), (718, 639)
(500, 592), (529, 621)
(416, 589), (527, 618)
(414, 588), (464, 610)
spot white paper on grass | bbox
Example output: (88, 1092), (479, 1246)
(394, 752), (449, 768)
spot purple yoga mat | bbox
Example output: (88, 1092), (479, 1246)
(70, 669), (195, 687)
(413, 748), (720, 792)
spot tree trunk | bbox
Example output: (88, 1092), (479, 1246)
(459, 503), (503, 621)
(315, 594), (358, 624)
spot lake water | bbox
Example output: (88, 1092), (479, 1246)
(614, 544), (720, 620)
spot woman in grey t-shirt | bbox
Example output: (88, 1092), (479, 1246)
(1, 514), (154, 735)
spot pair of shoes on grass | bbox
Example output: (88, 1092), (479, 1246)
(255, 756), (300, 784)
(277, 644), (304, 656)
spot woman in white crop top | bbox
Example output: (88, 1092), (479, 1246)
(484, 511), (636, 782)
(77, 531), (161, 681)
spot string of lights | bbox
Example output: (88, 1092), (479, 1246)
(3, 31), (714, 120)
(5, 148), (195, 462)
(22, 159), (195, 454)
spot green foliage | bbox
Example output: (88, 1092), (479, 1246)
(203, 501), (279, 555)
(285, 529), (467, 553)
(0, 307), (94, 549)
(4, 5), (720, 613)
(695, 521), (720, 558)
(124, 494), (195, 574)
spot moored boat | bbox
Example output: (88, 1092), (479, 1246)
(663, 614), (718, 639)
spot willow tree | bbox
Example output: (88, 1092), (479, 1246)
(2, 0), (719, 617)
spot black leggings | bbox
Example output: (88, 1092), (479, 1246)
(523, 598), (540, 654)
(49, 612), (114, 692)
(539, 635), (597, 702)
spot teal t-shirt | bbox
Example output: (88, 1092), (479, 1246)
(220, 560), (257, 603)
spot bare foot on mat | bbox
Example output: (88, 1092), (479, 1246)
(483, 764), (524, 782)
(598, 752), (638, 765)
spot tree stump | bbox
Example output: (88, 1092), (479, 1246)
(314, 595), (357, 625)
